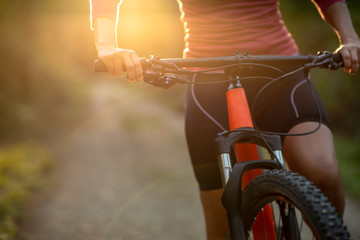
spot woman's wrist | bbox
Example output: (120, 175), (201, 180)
(94, 17), (118, 52)
(96, 42), (118, 57)
(339, 35), (360, 46)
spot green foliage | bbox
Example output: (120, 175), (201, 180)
(335, 136), (360, 198)
(0, 144), (53, 239)
(311, 69), (360, 136)
(0, 0), (92, 141)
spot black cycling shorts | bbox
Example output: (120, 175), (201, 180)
(184, 65), (331, 191)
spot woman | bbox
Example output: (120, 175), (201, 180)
(90, 0), (360, 239)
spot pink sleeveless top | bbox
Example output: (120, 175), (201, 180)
(90, 0), (345, 57)
(178, 0), (298, 58)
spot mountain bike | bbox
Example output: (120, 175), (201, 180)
(94, 51), (351, 240)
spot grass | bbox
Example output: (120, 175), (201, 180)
(334, 136), (360, 199)
(0, 144), (53, 240)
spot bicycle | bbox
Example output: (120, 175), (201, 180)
(94, 51), (351, 240)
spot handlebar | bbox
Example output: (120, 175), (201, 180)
(94, 51), (343, 88)
(94, 51), (343, 72)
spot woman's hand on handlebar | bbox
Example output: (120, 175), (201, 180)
(323, 2), (360, 75)
(97, 45), (143, 82)
(93, 17), (142, 82)
(336, 38), (360, 75)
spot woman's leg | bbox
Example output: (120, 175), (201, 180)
(199, 189), (228, 240)
(283, 122), (345, 217)
(185, 74), (230, 239)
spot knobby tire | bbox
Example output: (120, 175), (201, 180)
(241, 169), (350, 240)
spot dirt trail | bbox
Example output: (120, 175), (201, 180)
(17, 79), (205, 240)
(17, 79), (359, 239)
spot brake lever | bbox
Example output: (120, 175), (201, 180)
(148, 55), (191, 74)
(143, 72), (187, 89)
(304, 51), (344, 70)
(315, 56), (344, 70)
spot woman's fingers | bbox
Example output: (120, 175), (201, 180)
(337, 41), (360, 74)
(130, 51), (143, 82)
(349, 48), (359, 74)
(114, 52), (125, 76)
(339, 48), (352, 73)
(98, 48), (143, 81)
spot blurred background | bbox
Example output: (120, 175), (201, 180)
(0, 0), (359, 239)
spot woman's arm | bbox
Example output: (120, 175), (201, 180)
(320, 2), (360, 74)
(91, 1), (142, 81)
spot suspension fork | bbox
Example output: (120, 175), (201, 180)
(218, 80), (263, 186)
(219, 79), (277, 240)
(226, 81), (262, 185)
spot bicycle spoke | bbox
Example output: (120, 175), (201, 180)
(271, 202), (280, 239)
(248, 200), (325, 239)
(299, 213), (304, 232)
(254, 216), (267, 239)
(261, 208), (268, 240)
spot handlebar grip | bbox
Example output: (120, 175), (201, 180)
(93, 58), (150, 73)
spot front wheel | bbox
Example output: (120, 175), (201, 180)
(241, 169), (350, 240)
